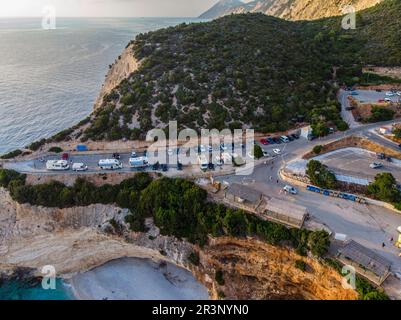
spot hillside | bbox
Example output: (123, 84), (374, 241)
(199, 0), (244, 19)
(200, 0), (383, 20)
(20, 0), (400, 145)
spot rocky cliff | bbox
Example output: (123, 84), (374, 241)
(0, 187), (357, 299)
(94, 43), (140, 110)
(200, 0), (383, 20)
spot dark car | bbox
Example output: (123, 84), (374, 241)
(61, 153), (69, 160)
(290, 134), (300, 140)
(161, 164), (168, 172)
(398, 144), (401, 149)
(273, 137), (282, 144)
(260, 138), (269, 145)
(152, 161), (160, 170)
(208, 162), (215, 170)
(267, 137), (275, 144)
(177, 162), (183, 171)
(287, 135), (294, 142)
(112, 153), (120, 160)
(377, 153), (385, 160)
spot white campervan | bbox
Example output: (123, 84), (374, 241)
(46, 160), (70, 171)
(98, 159), (123, 170)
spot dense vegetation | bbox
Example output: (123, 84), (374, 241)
(306, 160), (338, 189)
(0, 149), (23, 159)
(77, 0), (401, 142)
(0, 169), (329, 258)
(325, 258), (389, 300)
(367, 172), (401, 210)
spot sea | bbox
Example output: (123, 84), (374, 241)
(0, 17), (203, 300)
(0, 17), (203, 155)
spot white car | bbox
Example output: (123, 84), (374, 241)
(167, 149), (174, 156)
(397, 91), (401, 96)
(273, 149), (281, 155)
(131, 151), (137, 157)
(386, 92), (395, 97)
(384, 98), (392, 102)
(263, 150), (270, 157)
(369, 162), (383, 169)
(199, 145), (206, 153)
(72, 163), (88, 171)
(283, 185), (297, 195)
(208, 145), (213, 152)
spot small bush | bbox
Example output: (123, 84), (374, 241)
(215, 270), (225, 286)
(188, 252), (200, 266)
(313, 145), (323, 154)
(294, 259), (307, 272)
(48, 147), (63, 153)
(1, 149), (22, 159)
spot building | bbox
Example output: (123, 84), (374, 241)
(261, 198), (308, 229)
(224, 183), (263, 210)
(300, 125), (313, 140)
(337, 240), (391, 286)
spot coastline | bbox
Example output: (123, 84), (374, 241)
(68, 257), (209, 300)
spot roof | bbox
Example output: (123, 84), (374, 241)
(226, 183), (262, 203)
(264, 198), (308, 221)
(338, 240), (391, 278)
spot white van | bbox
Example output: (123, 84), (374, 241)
(280, 136), (290, 143)
(46, 160), (70, 171)
(129, 156), (149, 168)
(98, 159), (123, 170)
(283, 185), (297, 194)
(72, 163), (88, 171)
(198, 154), (209, 171)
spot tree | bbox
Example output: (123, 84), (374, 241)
(308, 230), (330, 257)
(306, 160), (337, 189)
(393, 127), (401, 139)
(313, 145), (323, 154)
(367, 173), (400, 203)
(253, 145), (264, 159)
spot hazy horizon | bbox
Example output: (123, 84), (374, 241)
(0, 0), (239, 18)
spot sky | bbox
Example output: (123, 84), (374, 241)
(0, 0), (234, 17)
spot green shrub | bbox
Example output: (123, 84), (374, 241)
(313, 145), (323, 154)
(188, 252), (200, 266)
(215, 270), (225, 286)
(0, 149), (23, 159)
(294, 260), (307, 272)
(48, 147), (63, 153)
(367, 173), (401, 204)
(306, 160), (337, 189)
(253, 145), (264, 159)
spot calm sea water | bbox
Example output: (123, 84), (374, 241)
(0, 278), (74, 300)
(0, 17), (202, 154)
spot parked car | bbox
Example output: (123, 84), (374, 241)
(287, 135), (294, 142)
(273, 149), (281, 155)
(168, 149), (174, 156)
(208, 145), (213, 152)
(272, 137), (282, 144)
(351, 91), (359, 96)
(199, 145), (206, 153)
(369, 162), (383, 169)
(61, 153), (69, 160)
(112, 153), (120, 160)
(267, 137), (275, 144)
(386, 92), (395, 97)
(131, 151), (137, 158)
(152, 162), (160, 170)
(177, 162), (183, 171)
(260, 138), (269, 145)
(220, 143), (228, 151)
(384, 98), (392, 102)
(290, 134), (300, 140)
(161, 164), (168, 172)
(377, 153), (385, 160)
(72, 163), (88, 172)
(208, 162), (215, 170)
(283, 185), (298, 195)
(263, 150), (270, 157)
(280, 136), (290, 143)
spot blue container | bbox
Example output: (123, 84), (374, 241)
(76, 145), (88, 152)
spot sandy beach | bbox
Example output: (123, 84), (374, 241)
(70, 257), (209, 300)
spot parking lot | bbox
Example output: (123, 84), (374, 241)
(315, 147), (401, 183)
(352, 90), (400, 104)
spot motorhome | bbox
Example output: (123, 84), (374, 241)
(98, 159), (123, 170)
(46, 160), (70, 171)
(129, 156), (149, 168)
